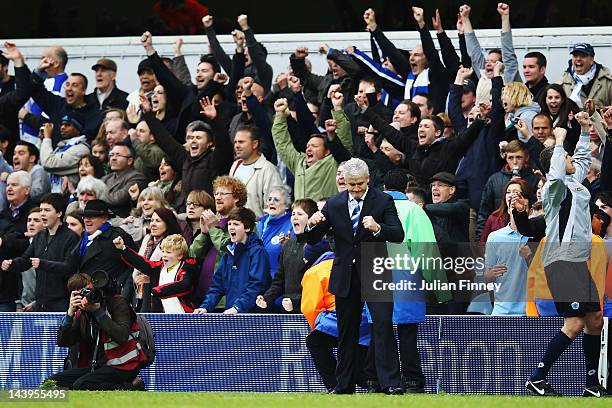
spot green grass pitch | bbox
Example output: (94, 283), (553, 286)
(4, 392), (612, 408)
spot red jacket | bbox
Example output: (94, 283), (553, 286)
(120, 247), (199, 313)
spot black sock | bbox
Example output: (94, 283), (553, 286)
(531, 330), (573, 381)
(583, 333), (601, 388)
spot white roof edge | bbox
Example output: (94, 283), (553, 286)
(2, 26), (612, 47)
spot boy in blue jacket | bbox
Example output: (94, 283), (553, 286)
(194, 207), (270, 314)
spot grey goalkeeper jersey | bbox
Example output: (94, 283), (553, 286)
(541, 132), (592, 267)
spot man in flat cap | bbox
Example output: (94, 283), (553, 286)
(87, 58), (129, 111)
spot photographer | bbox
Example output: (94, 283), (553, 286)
(45, 272), (146, 390)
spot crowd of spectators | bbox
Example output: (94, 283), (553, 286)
(0, 3), (611, 318)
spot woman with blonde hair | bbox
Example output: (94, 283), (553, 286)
(120, 186), (171, 243)
(501, 81), (541, 136)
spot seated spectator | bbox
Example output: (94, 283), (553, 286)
(480, 179), (531, 244)
(115, 232), (198, 314)
(87, 58), (129, 111)
(131, 120), (165, 183)
(149, 157), (181, 209)
(101, 142), (147, 217)
(40, 117), (90, 194)
(194, 207), (270, 314)
(229, 124), (283, 218)
(561, 43), (612, 109)
(121, 186), (169, 243)
(2, 193), (80, 312)
(12, 141), (50, 202)
(256, 198), (318, 313)
(129, 208), (183, 312)
(0, 171), (36, 311)
(272, 97), (351, 200)
(14, 207), (44, 312)
(257, 186), (294, 279)
(66, 175), (109, 214)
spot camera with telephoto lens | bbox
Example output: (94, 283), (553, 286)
(78, 270), (111, 304)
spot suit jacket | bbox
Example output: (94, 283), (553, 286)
(299, 188), (404, 298)
(102, 168), (148, 217)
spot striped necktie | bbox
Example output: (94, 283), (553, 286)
(351, 198), (362, 236)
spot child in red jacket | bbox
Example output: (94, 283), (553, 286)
(114, 234), (199, 313)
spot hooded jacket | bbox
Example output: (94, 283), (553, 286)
(201, 233), (271, 312)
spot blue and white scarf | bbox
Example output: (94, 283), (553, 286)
(404, 68), (430, 99)
(569, 63), (597, 108)
(21, 73), (68, 144)
(79, 222), (111, 257)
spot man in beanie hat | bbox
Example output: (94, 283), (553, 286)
(40, 112), (90, 193)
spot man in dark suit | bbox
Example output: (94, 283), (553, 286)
(67, 199), (136, 293)
(299, 158), (404, 394)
